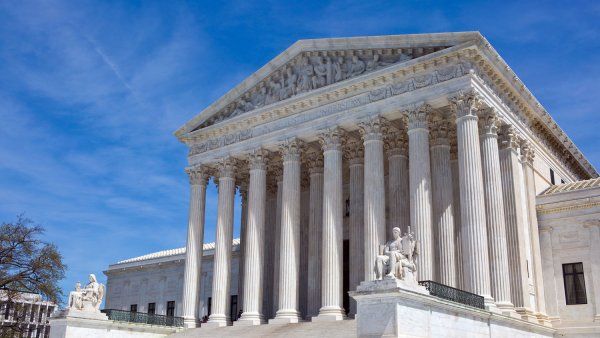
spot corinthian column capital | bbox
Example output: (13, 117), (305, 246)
(520, 140), (535, 166)
(248, 148), (269, 171)
(343, 139), (365, 164)
(358, 115), (388, 141)
(478, 107), (500, 136)
(407, 103), (432, 130)
(429, 111), (450, 147)
(318, 127), (344, 151)
(498, 125), (521, 151)
(305, 151), (324, 174)
(217, 157), (238, 179)
(185, 166), (209, 186)
(279, 138), (304, 162)
(449, 90), (483, 119)
(384, 129), (408, 156)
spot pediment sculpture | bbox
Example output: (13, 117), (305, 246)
(68, 273), (105, 312)
(375, 227), (418, 282)
(199, 48), (436, 128)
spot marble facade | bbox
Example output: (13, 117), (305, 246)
(103, 32), (599, 337)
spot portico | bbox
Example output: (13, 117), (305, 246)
(174, 33), (596, 329)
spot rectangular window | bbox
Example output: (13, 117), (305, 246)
(563, 262), (587, 305)
(166, 301), (175, 317)
(147, 303), (156, 315)
(550, 168), (555, 185)
(130, 304), (138, 312)
(207, 297), (212, 316)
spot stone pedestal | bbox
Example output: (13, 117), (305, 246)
(350, 279), (555, 338)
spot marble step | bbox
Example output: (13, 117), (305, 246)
(170, 318), (357, 338)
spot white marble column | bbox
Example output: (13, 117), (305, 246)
(521, 141), (549, 323)
(271, 138), (303, 324)
(359, 116), (387, 282)
(181, 167), (209, 328)
(272, 168), (283, 318)
(262, 181), (277, 320)
(386, 127), (410, 236)
(306, 152), (323, 318)
(450, 133), (464, 290)
(207, 158), (237, 327)
(407, 104), (434, 282)
(450, 91), (494, 307)
(539, 226), (560, 323)
(238, 181), (248, 316)
(429, 114), (457, 287)
(237, 150), (268, 325)
(478, 110), (514, 312)
(315, 128), (345, 321)
(498, 126), (535, 320)
(346, 140), (364, 317)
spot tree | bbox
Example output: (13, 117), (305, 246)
(0, 215), (66, 337)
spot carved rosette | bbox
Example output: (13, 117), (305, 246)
(248, 148), (269, 171)
(185, 166), (209, 186)
(520, 140), (535, 166)
(407, 104), (432, 130)
(498, 125), (520, 151)
(478, 107), (500, 136)
(429, 111), (450, 147)
(358, 116), (388, 142)
(449, 90), (482, 119)
(279, 138), (304, 162)
(318, 127), (344, 152)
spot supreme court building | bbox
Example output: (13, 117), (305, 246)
(104, 32), (600, 336)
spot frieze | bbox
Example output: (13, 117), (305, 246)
(189, 61), (471, 156)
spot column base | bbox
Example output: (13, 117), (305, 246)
(535, 312), (552, 327)
(204, 314), (231, 328)
(515, 307), (539, 323)
(313, 306), (345, 321)
(182, 317), (200, 329)
(269, 309), (301, 324)
(495, 301), (520, 318)
(484, 296), (501, 313)
(234, 313), (266, 326)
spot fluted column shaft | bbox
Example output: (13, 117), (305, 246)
(272, 173), (283, 317)
(498, 127), (533, 316)
(521, 142), (548, 321)
(386, 130), (410, 235)
(347, 143), (364, 317)
(359, 117), (386, 282)
(451, 93), (493, 305)
(307, 155), (323, 318)
(407, 105), (434, 281)
(238, 184), (248, 314)
(450, 140), (464, 290)
(479, 112), (513, 311)
(238, 151), (268, 325)
(207, 160), (237, 326)
(316, 129), (345, 320)
(272, 139), (302, 323)
(181, 168), (208, 328)
(430, 117), (457, 287)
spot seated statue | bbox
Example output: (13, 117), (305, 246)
(375, 227), (418, 281)
(68, 274), (105, 312)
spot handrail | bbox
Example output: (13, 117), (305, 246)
(101, 309), (184, 327)
(418, 280), (485, 309)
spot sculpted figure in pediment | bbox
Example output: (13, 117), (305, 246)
(296, 56), (314, 93)
(366, 53), (391, 72)
(252, 86), (267, 108)
(349, 55), (366, 77)
(265, 79), (281, 105)
(281, 67), (297, 99)
(333, 56), (346, 82)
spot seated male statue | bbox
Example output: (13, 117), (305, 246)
(68, 274), (105, 312)
(375, 227), (417, 280)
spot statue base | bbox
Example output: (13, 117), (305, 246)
(61, 308), (108, 321)
(350, 278), (555, 338)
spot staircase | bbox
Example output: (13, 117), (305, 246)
(170, 319), (357, 337)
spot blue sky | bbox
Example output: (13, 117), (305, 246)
(0, 0), (598, 304)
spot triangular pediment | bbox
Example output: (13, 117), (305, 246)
(175, 32), (482, 136)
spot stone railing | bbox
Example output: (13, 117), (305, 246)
(101, 309), (184, 327)
(418, 280), (485, 309)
